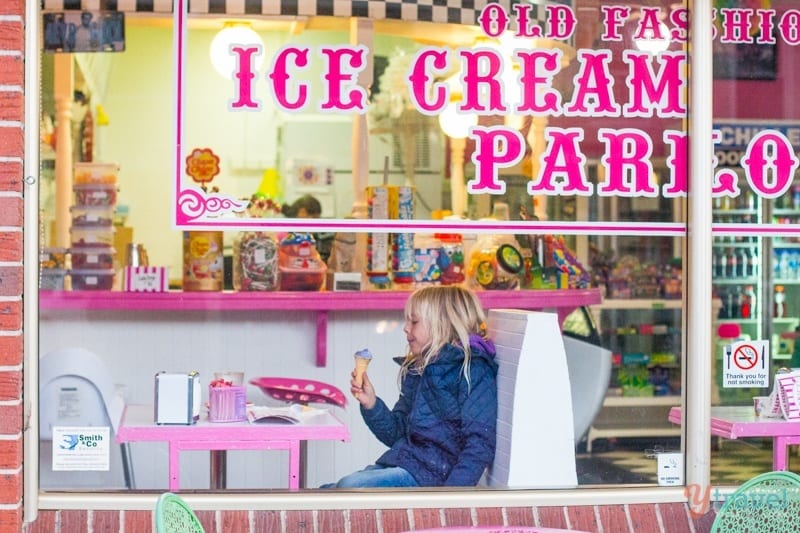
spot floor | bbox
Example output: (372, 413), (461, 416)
(577, 436), (784, 486)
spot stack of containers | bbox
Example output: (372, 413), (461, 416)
(69, 163), (119, 290)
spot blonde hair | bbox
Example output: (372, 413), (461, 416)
(400, 285), (488, 386)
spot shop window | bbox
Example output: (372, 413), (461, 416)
(37, 1), (697, 494)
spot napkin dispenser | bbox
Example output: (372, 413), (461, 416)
(155, 371), (201, 425)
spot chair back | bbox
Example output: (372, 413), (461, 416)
(711, 470), (800, 532)
(155, 492), (204, 533)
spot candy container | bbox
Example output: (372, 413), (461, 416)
(278, 233), (326, 291)
(233, 232), (278, 291)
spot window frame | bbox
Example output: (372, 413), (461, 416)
(23, 0), (718, 516)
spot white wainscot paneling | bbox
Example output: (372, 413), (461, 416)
(39, 308), (407, 490)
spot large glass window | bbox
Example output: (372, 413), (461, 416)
(38, 1), (692, 493)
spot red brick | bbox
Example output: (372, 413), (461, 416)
(124, 510), (152, 533)
(0, 232), (21, 263)
(537, 506), (568, 529)
(505, 507), (534, 527)
(0, 92), (22, 123)
(412, 508), (442, 530)
(349, 509), (377, 532)
(567, 505), (599, 532)
(474, 506), (503, 526)
(0, 406), (20, 436)
(0, 372), (20, 402)
(0, 267), (23, 296)
(286, 509), (312, 533)
(628, 503), (660, 532)
(195, 510), (216, 533)
(0, 198), (21, 227)
(0, 161), (22, 193)
(692, 508), (717, 533)
(0, 438), (20, 469)
(443, 507), (471, 527)
(0, 472), (22, 504)
(658, 502), (692, 533)
(253, 510), (281, 532)
(60, 509), (88, 533)
(0, 22), (23, 53)
(318, 509), (346, 532)
(221, 510), (248, 531)
(25, 509), (56, 533)
(380, 509), (410, 533)
(596, 504), (630, 532)
(0, 335), (21, 366)
(0, 127), (23, 156)
(0, 56), (22, 87)
(0, 507), (21, 533)
(0, 300), (21, 329)
(92, 510), (120, 532)
(0, 1), (23, 17)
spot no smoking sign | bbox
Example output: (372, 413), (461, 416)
(723, 340), (770, 388)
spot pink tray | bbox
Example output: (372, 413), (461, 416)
(249, 377), (346, 407)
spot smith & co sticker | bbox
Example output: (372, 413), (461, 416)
(52, 427), (111, 471)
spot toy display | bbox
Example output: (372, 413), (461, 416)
(466, 235), (523, 290)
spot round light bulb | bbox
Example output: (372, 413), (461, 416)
(209, 23), (265, 78)
(633, 21), (671, 54)
(438, 101), (478, 140)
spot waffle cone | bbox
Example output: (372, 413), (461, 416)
(354, 357), (371, 387)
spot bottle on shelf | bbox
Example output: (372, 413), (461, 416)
(747, 246), (758, 277)
(737, 247), (748, 277)
(744, 285), (756, 319)
(775, 285), (786, 318)
(727, 248), (737, 278)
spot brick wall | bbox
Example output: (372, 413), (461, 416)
(6, 2), (718, 532)
(23, 503), (715, 532)
(0, 0), (25, 532)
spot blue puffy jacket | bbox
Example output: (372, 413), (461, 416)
(360, 335), (498, 486)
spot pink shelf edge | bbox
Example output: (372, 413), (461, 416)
(39, 288), (602, 312)
(40, 289), (602, 367)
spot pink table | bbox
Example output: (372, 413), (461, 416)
(669, 406), (800, 470)
(116, 404), (349, 490)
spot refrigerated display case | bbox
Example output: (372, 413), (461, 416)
(713, 171), (800, 405)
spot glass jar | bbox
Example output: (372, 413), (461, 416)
(232, 231), (278, 291)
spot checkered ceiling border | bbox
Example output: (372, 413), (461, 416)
(41, 0), (564, 26)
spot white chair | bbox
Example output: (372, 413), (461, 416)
(484, 309), (578, 489)
(39, 347), (134, 489)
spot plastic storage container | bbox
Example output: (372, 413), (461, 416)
(70, 269), (115, 290)
(40, 269), (67, 290)
(73, 162), (118, 185)
(70, 225), (115, 247)
(70, 245), (115, 269)
(73, 184), (117, 207)
(39, 247), (68, 269)
(70, 205), (114, 227)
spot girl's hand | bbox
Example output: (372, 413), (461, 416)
(351, 371), (376, 409)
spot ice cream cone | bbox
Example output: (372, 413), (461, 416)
(354, 348), (373, 388)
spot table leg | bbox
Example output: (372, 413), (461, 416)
(774, 437), (790, 470)
(299, 440), (307, 488)
(210, 450), (227, 490)
(169, 442), (180, 491)
(288, 441), (300, 489)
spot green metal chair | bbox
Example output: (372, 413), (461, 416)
(155, 492), (204, 533)
(711, 470), (800, 532)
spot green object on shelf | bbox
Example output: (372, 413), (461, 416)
(792, 326), (800, 368)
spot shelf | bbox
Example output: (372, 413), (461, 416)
(713, 209), (757, 216)
(713, 278), (759, 285)
(602, 395), (680, 407)
(592, 298), (683, 310)
(40, 288), (602, 366)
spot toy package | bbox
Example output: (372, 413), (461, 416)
(278, 233), (327, 291)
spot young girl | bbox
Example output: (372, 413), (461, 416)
(330, 285), (498, 488)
